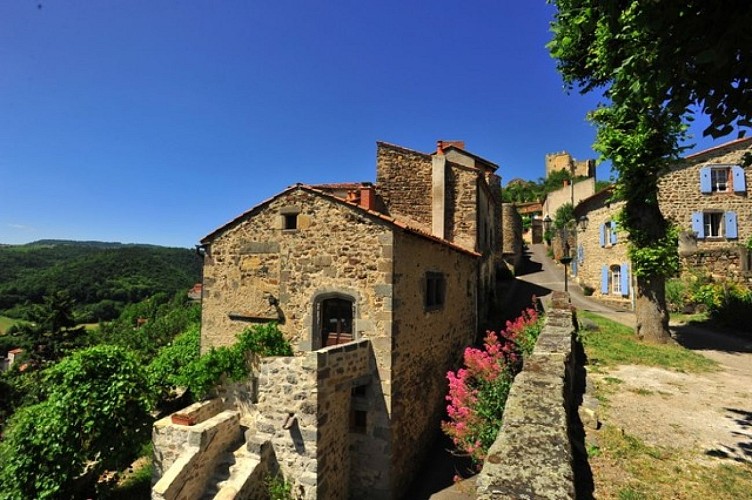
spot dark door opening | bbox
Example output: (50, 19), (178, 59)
(321, 297), (353, 347)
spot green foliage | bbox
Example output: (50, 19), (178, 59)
(98, 292), (201, 362)
(548, 0), (752, 339)
(0, 345), (153, 499)
(236, 322), (294, 357)
(147, 324), (201, 400)
(180, 323), (292, 400)
(265, 473), (294, 500)
(0, 241), (201, 322)
(502, 170), (588, 204)
(627, 224), (680, 279)
(552, 202), (575, 230)
(665, 279), (687, 313)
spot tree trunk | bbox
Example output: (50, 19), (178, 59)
(634, 274), (671, 343)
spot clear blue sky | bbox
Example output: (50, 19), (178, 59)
(0, 1), (721, 248)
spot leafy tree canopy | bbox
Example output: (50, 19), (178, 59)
(548, 0), (752, 342)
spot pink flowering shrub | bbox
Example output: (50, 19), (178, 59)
(442, 300), (542, 463)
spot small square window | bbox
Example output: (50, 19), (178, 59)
(284, 214), (298, 230)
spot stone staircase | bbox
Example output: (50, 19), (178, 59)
(201, 425), (273, 500)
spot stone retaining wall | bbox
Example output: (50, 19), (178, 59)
(153, 407), (242, 500)
(476, 291), (578, 499)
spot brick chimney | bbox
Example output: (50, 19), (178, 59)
(360, 183), (376, 211)
(437, 140), (465, 153)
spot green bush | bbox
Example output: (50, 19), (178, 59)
(180, 323), (292, 400)
(665, 279), (687, 312)
(0, 345), (153, 499)
(147, 324), (201, 400)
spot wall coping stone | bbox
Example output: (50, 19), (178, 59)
(476, 291), (577, 499)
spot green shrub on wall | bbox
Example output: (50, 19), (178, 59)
(181, 322), (292, 400)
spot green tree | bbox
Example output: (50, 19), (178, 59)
(548, 1), (752, 342)
(0, 345), (153, 499)
(552, 202), (575, 230)
(17, 291), (86, 366)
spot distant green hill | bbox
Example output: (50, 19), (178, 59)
(0, 241), (202, 323)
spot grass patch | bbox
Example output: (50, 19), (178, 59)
(591, 424), (752, 499)
(577, 311), (717, 373)
(669, 311), (709, 325)
(0, 315), (19, 335)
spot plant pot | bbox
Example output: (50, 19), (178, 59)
(171, 413), (196, 426)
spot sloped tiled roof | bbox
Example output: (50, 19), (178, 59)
(200, 184), (480, 258)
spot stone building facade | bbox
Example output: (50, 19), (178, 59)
(572, 188), (631, 309)
(543, 177), (596, 221)
(658, 136), (752, 284)
(187, 141), (503, 498)
(501, 203), (523, 273)
(573, 137), (752, 307)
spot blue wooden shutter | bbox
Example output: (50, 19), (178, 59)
(572, 258), (577, 276)
(601, 266), (609, 294)
(700, 167), (712, 193)
(725, 211), (738, 239)
(620, 263), (630, 296)
(692, 212), (705, 238)
(599, 223), (606, 247)
(578, 243), (584, 264)
(610, 221), (618, 244)
(732, 165), (746, 193)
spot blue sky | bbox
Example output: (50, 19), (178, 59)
(0, 1), (723, 248)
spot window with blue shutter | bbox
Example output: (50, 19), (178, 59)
(700, 166), (712, 193)
(732, 165), (746, 193)
(601, 266), (609, 294)
(692, 212), (705, 238)
(572, 258), (577, 276)
(620, 263), (630, 296)
(725, 211), (738, 239)
(578, 244), (584, 264)
(599, 223), (606, 247)
(610, 221), (618, 244)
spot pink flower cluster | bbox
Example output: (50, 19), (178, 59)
(442, 300), (541, 464)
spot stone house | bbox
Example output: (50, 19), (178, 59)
(658, 136), (752, 284)
(572, 187), (631, 309)
(175, 141), (503, 499)
(573, 136), (752, 307)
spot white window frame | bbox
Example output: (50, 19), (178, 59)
(703, 211), (723, 238)
(710, 167), (730, 193)
(610, 265), (622, 295)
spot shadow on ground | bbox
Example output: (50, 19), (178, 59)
(671, 322), (752, 354)
(705, 408), (752, 464)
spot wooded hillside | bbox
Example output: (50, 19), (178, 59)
(0, 240), (201, 322)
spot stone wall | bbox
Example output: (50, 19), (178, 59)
(544, 177), (595, 220)
(502, 203), (523, 273)
(659, 138), (752, 251)
(545, 151), (595, 179)
(376, 142), (433, 228)
(390, 230), (478, 496)
(681, 247), (752, 285)
(446, 163), (479, 250)
(249, 341), (375, 499)
(476, 291), (578, 499)
(153, 406), (242, 500)
(574, 199), (631, 308)
(201, 188), (394, 354)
